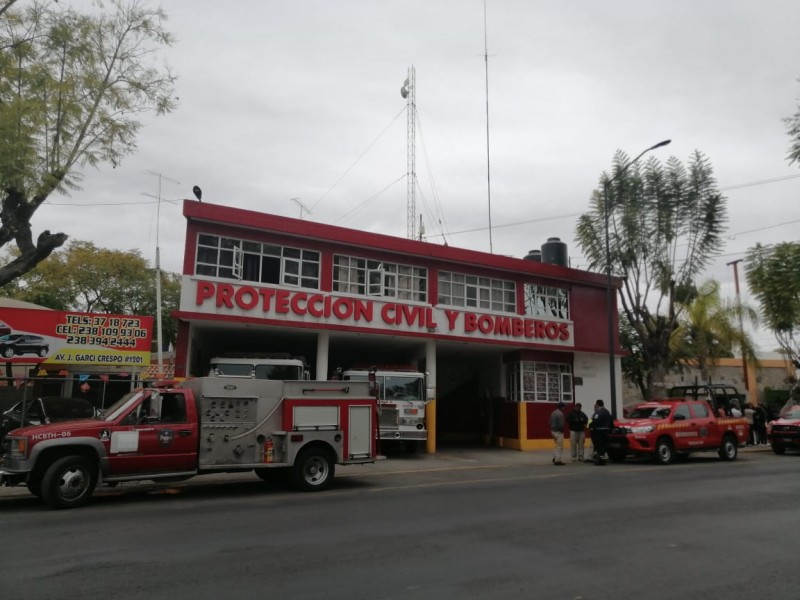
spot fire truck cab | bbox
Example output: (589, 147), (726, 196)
(342, 366), (428, 451)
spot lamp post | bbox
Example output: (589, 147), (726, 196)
(604, 139), (671, 418)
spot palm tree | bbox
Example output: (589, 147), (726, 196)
(671, 280), (759, 381)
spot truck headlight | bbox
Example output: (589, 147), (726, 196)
(630, 425), (654, 434)
(6, 436), (29, 458)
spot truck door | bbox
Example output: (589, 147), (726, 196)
(689, 401), (715, 446)
(108, 391), (198, 474)
(671, 403), (699, 450)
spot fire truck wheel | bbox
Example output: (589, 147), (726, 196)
(654, 437), (675, 465)
(772, 444), (786, 455)
(41, 455), (97, 509)
(718, 436), (738, 461)
(292, 447), (335, 492)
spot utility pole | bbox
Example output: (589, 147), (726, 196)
(143, 170), (180, 376)
(727, 258), (749, 393)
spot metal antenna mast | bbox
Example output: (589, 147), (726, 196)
(401, 66), (416, 240)
(290, 197), (312, 220)
(484, 0), (494, 253)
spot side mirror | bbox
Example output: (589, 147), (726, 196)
(673, 413), (686, 421)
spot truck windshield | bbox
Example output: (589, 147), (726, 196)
(383, 376), (424, 402)
(102, 391), (144, 421)
(627, 406), (671, 419)
(253, 364), (303, 380)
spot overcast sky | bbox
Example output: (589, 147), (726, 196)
(38, 0), (800, 352)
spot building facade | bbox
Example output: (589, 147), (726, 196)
(172, 200), (623, 451)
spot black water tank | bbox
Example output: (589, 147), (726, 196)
(541, 237), (568, 267)
(523, 249), (542, 262)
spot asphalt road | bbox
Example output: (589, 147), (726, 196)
(0, 447), (796, 600)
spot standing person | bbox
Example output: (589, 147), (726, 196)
(590, 399), (613, 465)
(755, 403), (769, 445)
(549, 402), (566, 466)
(744, 404), (756, 445)
(567, 402), (589, 462)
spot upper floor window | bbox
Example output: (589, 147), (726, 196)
(333, 255), (427, 302)
(195, 234), (320, 289)
(438, 271), (516, 313)
(524, 284), (569, 320)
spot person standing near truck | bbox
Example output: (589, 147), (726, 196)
(549, 402), (566, 465)
(567, 403), (589, 462)
(590, 399), (613, 465)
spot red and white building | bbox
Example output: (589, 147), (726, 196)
(172, 200), (622, 451)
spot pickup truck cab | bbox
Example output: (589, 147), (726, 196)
(607, 399), (748, 464)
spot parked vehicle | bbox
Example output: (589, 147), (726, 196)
(209, 354), (309, 380)
(0, 397), (98, 443)
(607, 399), (748, 464)
(0, 333), (49, 358)
(0, 321), (11, 337)
(0, 377), (378, 509)
(342, 366), (428, 452)
(767, 402), (800, 455)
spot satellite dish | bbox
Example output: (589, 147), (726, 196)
(400, 77), (410, 99)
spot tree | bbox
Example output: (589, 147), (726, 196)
(670, 279), (759, 381)
(0, 0), (176, 286)
(745, 242), (800, 369)
(576, 150), (728, 398)
(786, 78), (800, 165)
(1, 239), (181, 347)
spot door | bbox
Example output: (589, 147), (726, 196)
(671, 403), (700, 450)
(107, 391), (197, 474)
(348, 405), (372, 458)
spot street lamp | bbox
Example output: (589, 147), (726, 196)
(604, 139), (671, 418)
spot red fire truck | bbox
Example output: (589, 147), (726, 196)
(0, 377), (378, 509)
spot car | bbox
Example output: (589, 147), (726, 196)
(0, 396), (99, 443)
(767, 403), (800, 455)
(0, 321), (11, 337)
(0, 333), (49, 358)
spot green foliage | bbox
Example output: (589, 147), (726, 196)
(670, 279), (759, 380)
(745, 242), (800, 367)
(786, 78), (800, 166)
(0, 0), (176, 285)
(0, 240), (181, 346)
(576, 150), (728, 397)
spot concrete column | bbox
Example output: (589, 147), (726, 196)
(315, 331), (330, 380)
(425, 338), (437, 454)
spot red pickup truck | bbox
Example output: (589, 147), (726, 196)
(607, 399), (748, 464)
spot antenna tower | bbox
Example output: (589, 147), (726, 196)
(401, 66), (417, 239)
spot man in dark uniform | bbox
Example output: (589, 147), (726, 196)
(590, 399), (613, 465)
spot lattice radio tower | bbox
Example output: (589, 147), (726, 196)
(401, 66), (416, 240)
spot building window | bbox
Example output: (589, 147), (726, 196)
(508, 361), (573, 403)
(195, 234), (319, 289)
(524, 284), (570, 320)
(438, 271), (516, 313)
(332, 255), (427, 302)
